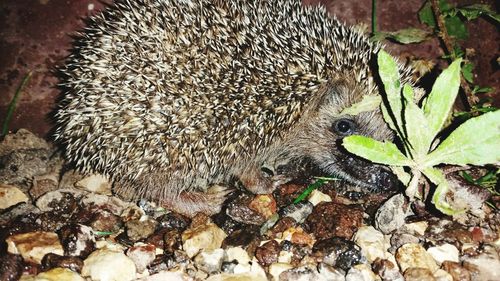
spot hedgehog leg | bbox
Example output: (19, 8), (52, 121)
(160, 185), (232, 217)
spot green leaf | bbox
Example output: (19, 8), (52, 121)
(384, 28), (431, 44)
(339, 95), (381, 116)
(462, 63), (474, 83)
(377, 50), (404, 134)
(343, 135), (413, 166)
(438, 0), (452, 13)
(424, 167), (462, 215)
(457, 4), (495, 21)
(445, 16), (468, 40)
(425, 110), (500, 166)
(390, 166), (411, 185)
(402, 85), (432, 158)
(2, 71), (32, 136)
(419, 2), (436, 28)
(422, 58), (462, 141)
(471, 86), (493, 95)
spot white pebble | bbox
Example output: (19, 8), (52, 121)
(82, 248), (137, 281)
(427, 244), (459, 265)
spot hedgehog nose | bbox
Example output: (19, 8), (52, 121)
(377, 170), (398, 191)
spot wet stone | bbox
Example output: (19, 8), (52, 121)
(279, 266), (320, 281)
(269, 217), (297, 238)
(157, 212), (191, 230)
(0, 253), (23, 281)
(59, 223), (95, 257)
(126, 217), (158, 241)
(212, 208), (243, 234)
(89, 209), (123, 233)
(345, 264), (378, 281)
(305, 202), (363, 240)
(279, 201), (313, 224)
(226, 193), (267, 225)
(312, 237), (363, 272)
(221, 227), (259, 249)
(0, 184), (29, 210)
(41, 253), (83, 273)
(36, 211), (69, 232)
(255, 240), (280, 267)
(273, 183), (306, 208)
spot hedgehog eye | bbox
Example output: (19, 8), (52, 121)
(332, 118), (356, 136)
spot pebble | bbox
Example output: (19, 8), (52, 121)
(0, 253), (23, 281)
(433, 269), (453, 281)
(41, 253), (83, 273)
(312, 237), (363, 271)
(402, 221), (428, 236)
(306, 202), (363, 240)
(255, 239), (280, 266)
(353, 226), (391, 263)
(279, 201), (313, 224)
(307, 189), (332, 206)
(0, 184), (29, 209)
(426, 243), (459, 265)
(33, 267), (85, 281)
(194, 248), (225, 274)
(395, 243), (439, 273)
(75, 174), (111, 195)
(126, 243), (156, 273)
(82, 248), (136, 281)
(182, 218), (227, 258)
(345, 264), (379, 281)
(372, 258), (404, 281)
(248, 194), (277, 219)
(403, 267), (435, 281)
(126, 216), (158, 241)
(269, 262), (293, 280)
(139, 270), (192, 281)
(30, 173), (59, 200)
(6, 231), (64, 264)
(59, 224), (95, 257)
(375, 194), (409, 234)
(279, 265), (322, 281)
(317, 263), (346, 281)
(441, 261), (470, 281)
(462, 244), (500, 281)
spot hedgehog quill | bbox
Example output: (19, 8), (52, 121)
(56, 0), (412, 216)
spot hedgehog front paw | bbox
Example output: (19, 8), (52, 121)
(160, 185), (233, 217)
(239, 168), (291, 194)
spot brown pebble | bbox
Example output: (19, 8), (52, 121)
(305, 202), (363, 240)
(41, 253), (83, 273)
(442, 261), (471, 281)
(0, 253), (23, 281)
(255, 240), (280, 267)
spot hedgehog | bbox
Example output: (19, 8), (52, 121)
(55, 0), (412, 216)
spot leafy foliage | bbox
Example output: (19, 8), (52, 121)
(342, 50), (500, 215)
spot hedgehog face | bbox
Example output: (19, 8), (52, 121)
(301, 80), (399, 193)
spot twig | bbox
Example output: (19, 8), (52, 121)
(372, 0), (377, 34)
(429, 0), (476, 110)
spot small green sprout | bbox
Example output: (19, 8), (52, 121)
(342, 50), (500, 215)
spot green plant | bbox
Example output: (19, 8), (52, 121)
(342, 50), (500, 215)
(1, 71), (32, 137)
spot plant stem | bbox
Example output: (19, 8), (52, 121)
(2, 71), (32, 137)
(429, 0), (476, 110)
